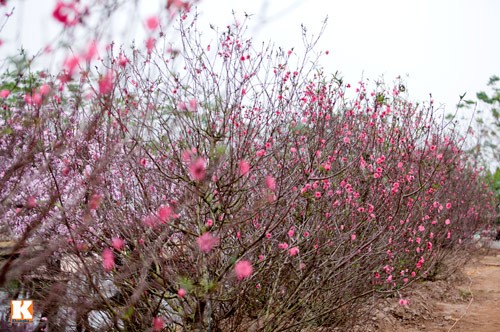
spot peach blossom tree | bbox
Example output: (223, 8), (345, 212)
(0, 1), (496, 331)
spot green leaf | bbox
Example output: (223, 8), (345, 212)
(215, 144), (226, 156)
(229, 256), (237, 266)
(1, 127), (13, 135)
(178, 276), (194, 292)
(477, 91), (492, 104)
(200, 278), (217, 293)
(488, 75), (500, 86)
(492, 108), (499, 119)
(122, 306), (135, 320)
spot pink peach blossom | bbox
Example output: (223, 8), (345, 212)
(53, 1), (80, 26)
(0, 89), (10, 98)
(189, 98), (197, 111)
(265, 175), (276, 191)
(145, 16), (159, 30)
(102, 248), (115, 272)
(26, 196), (37, 209)
(239, 160), (250, 175)
(84, 41), (98, 62)
(39, 84), (51, 96)
(288, 247), (299, 256)
(278, 242), (289, 250)
(189, 157), (206, 181)
(146, 37), (156, 54)
(98, 72), (114, 95)
(88, 194), (102, 210)
(234, 260), (253, 280)
(112, 238), (125, 251)
(197, 232), (218, 253)
(399, 299), (409, 306)
(177, 288), (187, 297)
(158, 205), (172, 222)
(152, 317), (164, 331)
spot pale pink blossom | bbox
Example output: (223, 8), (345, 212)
(84, 41), (98, 62)
(142, 214), (156, 228)
(167, 0), (190, 11)
(182, 149), (192, 162)
(188, 98), (197, 111)
(178, 101), (187, 110)
(197, 232), (219, 253)
(265, 175), (276, 191)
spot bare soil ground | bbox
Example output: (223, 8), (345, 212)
(360, 246), (500, 332)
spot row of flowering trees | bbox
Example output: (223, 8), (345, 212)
(0, 1), (496, 331)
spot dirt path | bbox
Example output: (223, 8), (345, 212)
(370, 247), (500, 332)
(432, 249), (500, 332)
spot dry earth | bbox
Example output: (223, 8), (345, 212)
(360, 246), (500, 332)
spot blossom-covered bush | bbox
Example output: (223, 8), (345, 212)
(0, 1), (496, 331)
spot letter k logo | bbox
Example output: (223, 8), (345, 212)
(11, 300), (34, 322)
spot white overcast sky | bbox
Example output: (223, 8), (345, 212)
(1, 0), (500, 112)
